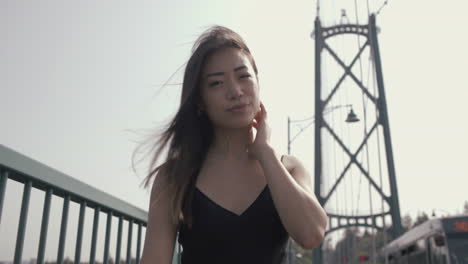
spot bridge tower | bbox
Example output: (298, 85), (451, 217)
(312, 14), (403, 264)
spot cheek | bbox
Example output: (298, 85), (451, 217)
(251, 85), (261, 111)
(201, 87), (216, 106)
(202, 93), (223, 114)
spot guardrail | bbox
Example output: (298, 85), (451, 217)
(0, 144), (181, 264)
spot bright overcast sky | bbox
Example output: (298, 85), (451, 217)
(1, 0), (468, 261)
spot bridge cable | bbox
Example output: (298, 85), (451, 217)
(339, 23), (354, 260)
(366, 0), (371, 17)
(321, 40), (337, 234)
(340, 9), (351, 221)
(353, 1), (378, 261)
(376, 0), (389, 16)
(333, 48), (344, 262)
(352, 0), (364, 219)
(339, 11), (355, 222)
(316, 0), (320, 19)
(330, 86), (340, 253)
(363, 61), (377, 263)
(330, 21), (346, 258)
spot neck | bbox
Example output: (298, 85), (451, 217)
(207, 125), (252, 162)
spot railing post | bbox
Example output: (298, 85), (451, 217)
(13, 180), (32, 264)
(136, 223), (142, 264)
(57, 195), (71, 264)
(74, 201), (87, 264)
(126, 219), (134, 264)
(0, 170), (8, 226)
(103, 211), (113, 264)
(37, 188), (53, 264)
(116, 216), (123, 264)
(90, 206), (101, 264)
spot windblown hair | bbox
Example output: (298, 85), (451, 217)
(133, 25), (258, 229)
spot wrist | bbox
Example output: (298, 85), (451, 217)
(256, 144), (276, 163)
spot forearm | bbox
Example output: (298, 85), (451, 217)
(257, 146), (327, 249)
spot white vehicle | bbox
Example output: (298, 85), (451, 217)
(381, 215), (468, 264)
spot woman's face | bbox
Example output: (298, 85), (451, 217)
(199, 47), (260, 129)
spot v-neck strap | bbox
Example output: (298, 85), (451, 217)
(194, 185), (269, 217)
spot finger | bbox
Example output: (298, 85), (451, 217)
(260, 103), (267, 121)
(251, 118), (259, 128)
(248, 127), (254, 143)
(255, 108), (262, 120)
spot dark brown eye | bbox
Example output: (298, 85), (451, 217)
(209, 81), (223, 87)
(240, 74), (251, 79)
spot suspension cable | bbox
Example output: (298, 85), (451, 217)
(366, 0), (371, 17)
(343, 70), (354, 264)
(354, 1), (379, 260)
(357, 8), (378, 264)
(317, 0), (320, 19)
(329, 64), (344, 264)
(324, 52), (344, 263)
(376, 0), (389, 16)
(363, 82), (377, 263)
(339, 31), (350, 220)
(352, 0), (366, 222)
(336, 28), (352, 259)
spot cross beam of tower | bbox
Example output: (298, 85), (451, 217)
(312, 14), (403, 264)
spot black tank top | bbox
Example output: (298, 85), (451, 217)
(177, 170), (289, 264)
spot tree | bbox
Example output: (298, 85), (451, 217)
(413, 212), (429, 228)
(325, 228), (361, 264)
(402, 214), (413, 232)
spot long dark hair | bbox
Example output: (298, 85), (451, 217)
(133, 25), (258, 228)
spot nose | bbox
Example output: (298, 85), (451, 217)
(226, 78), (243, 100)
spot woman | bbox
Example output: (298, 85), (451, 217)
(139, 26), (328, 264)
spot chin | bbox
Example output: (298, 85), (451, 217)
(223, 120), (252, 129)
(209, 109), (255, 129)
(216, 116), (253, 129)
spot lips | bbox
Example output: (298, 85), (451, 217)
(227, 103), (250, 112)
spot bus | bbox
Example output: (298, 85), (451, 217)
(380, 215), (468, 264)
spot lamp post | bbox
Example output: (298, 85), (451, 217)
(287, 104), (359, 155)
(286, 104), (359, 264)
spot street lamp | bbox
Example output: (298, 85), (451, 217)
(285, 104), (359, 264)
(287, 104), (359, 155)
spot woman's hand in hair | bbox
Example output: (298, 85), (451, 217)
(248, 102), (272, 160)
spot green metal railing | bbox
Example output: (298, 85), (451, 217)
(0, 144), (181, 264)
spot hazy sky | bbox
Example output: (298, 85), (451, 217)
(1, 0), (468, 261)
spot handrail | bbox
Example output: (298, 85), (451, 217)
(0, 144), (162, 264)
(0, 144), (183, 264)
(0, 144), (147, 223)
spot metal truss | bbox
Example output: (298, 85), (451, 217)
(312, 14), (403, 264)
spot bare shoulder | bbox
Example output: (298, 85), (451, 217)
(280, 154), (313, 194)
(149, 161), (173, 207)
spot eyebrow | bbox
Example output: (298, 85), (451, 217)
(204, 65), (248, 79)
